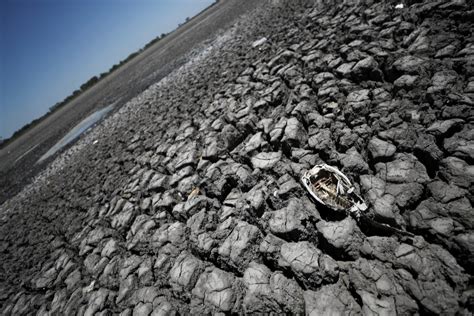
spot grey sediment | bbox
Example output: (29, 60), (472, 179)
(1, 0), (473, 314)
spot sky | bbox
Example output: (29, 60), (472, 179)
(0, 0), (214, 139)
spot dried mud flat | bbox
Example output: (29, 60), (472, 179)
(0, 0), (259, 205)
(1, 0), (473, 314)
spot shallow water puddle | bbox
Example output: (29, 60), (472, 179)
(37, 103), (115, 163)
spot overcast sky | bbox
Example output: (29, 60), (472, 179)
(0, 0), (214, 138)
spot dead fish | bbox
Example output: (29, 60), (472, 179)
(302, 164), (414, 239)
(301, 164), (367, 217)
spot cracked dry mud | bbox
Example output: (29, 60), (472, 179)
(1, 0), (473, 314)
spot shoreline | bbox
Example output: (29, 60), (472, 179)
(0, 0), (259, 205)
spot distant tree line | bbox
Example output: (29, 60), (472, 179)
(0, 32), (176, 150)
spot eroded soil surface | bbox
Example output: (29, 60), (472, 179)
(1, 0), (473, 314)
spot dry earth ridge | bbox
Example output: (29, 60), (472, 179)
(1, 0), (473, 314)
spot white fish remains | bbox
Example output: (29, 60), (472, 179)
(301, 164), (367, 217)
